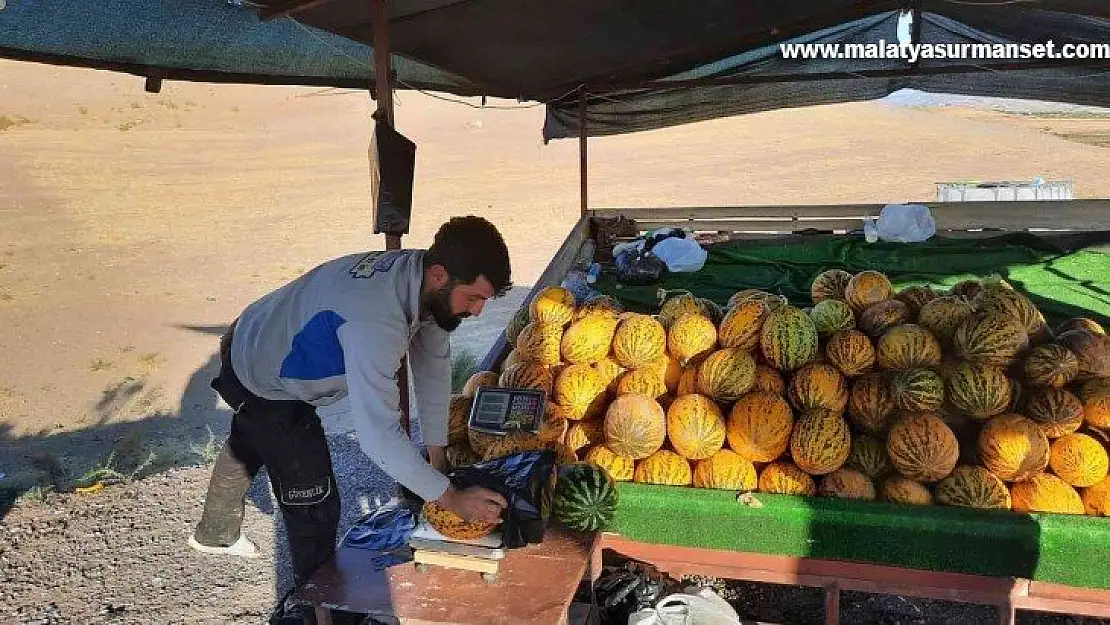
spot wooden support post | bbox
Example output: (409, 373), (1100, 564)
(370, 0), (411, 436)
(824, 583), (840, 625)
(578, 88), (588, 217)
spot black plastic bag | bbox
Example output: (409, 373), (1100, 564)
(594, 561), (681, 624)
(446, 450), (557, 549)
(615, 249), (668, 286)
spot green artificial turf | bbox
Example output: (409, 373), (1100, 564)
(610, 483), (1110, 589)
(595, 232), (1110, 327)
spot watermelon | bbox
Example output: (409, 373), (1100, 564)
(553, 462), (619, 531)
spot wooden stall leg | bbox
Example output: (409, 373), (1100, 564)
(997, 601), (1016, 625)
(824, 583), (840, 625)
(313, 606), (333, 625)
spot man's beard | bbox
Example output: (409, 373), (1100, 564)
(424, 284), (469, 332)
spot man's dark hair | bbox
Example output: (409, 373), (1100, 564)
(425, 216), (512, 296)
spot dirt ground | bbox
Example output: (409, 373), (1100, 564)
(2, 58), (1110, 623)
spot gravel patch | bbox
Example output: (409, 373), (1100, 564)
(2, 429), (395, 625)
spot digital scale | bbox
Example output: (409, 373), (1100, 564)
(407, 387), (547, 582)
(467, 386), (546, 435)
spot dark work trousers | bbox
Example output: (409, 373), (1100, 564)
(194, 321), (341, 586)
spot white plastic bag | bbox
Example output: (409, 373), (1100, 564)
(627, 586), (742, 625)
(651, 237), (708, 273)
(864, 203), (936, 243)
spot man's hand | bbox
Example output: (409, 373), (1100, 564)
(435, 484), (507, 524)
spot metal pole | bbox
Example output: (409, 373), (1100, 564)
(371, 0), (410, 437)
(578, 88), (588, 216)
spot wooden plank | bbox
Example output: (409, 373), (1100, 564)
(293, 527), (594, 624)
(477, 215), (591, 372)
(591, 200), (1110, 231)
(591, 205), (881, 220)
(413, 550), (500, 575)
(635, 219), (865, 233)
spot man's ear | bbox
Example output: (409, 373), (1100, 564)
(427, 264), (450, 289)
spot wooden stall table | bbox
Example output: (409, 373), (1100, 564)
(291, 526), (597, 624)
(597, 533), (1110, 625)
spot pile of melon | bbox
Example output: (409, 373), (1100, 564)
(449, 275), (1110, 519)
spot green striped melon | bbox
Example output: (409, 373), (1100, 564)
(759, 461), (817, 496)
(886, 412), (959, 483)
(977, 413), (1050, 482)
(916, 296), (975, 348)
(1056, 329), (1110, 380)
(858, 300), (911, 338)
(718, 299), (771, 350)
(695, 347), (756, 402)
(1057, 317), (1106, 336)
(787, 363), (848, 413)
(809, 300), (856, 336)
(1023, 343), (1079, 388)
(499, 362), (555, 395)
(952, 313), (1029, 367)
(1025, 387), (1084, 439)
(935, 465), (1012, 510)
(889, 368), (945, 413)
(789, 411), (851, 476)
(515, 321), (564, 366)
(845, 271), (893, 313)
(659, 293), (705, 328)
(846, 435), (894, 481)
(505, 307), (531, 346)
(554, 462), (618, 531)
(818, 468), (876, 500)
(760, 306), (819, 372)
(875, 324), (942, 371)
(896, 285), (939, 318)
(945, 362), (1012, 420)
(950, 279), (984, 301)
(973, 283), (1043, 337)
(726, 392), (794, 463)
(825, 329), (876, 377)
(881, 476), (934, 505)
(848, 372), (897, 435)
(811, 269), (853, 304)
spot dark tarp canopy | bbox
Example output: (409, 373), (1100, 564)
(2, 1), (1109, 139)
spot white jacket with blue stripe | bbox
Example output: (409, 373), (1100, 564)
(230, 249), (451, 501)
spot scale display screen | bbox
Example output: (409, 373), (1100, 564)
(468, 387), (546, 435)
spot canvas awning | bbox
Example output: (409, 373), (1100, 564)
(2, 1), (1109, 139)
